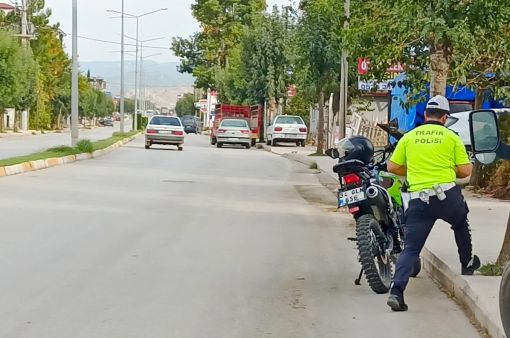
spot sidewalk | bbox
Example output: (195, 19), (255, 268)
(0, 125), (94, 139)
(259, 143), (509, 338)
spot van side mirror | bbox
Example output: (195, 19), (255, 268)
(470, 110), (499, 164)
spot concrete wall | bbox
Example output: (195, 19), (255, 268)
(351, 95), (389, 122)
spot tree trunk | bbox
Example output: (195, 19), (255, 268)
(497, 215), (510, 268)
(268, 97), (277, 124)
(56, 107), (63, 130)
(316, 90), (325, 155)
(0, 110), (4, 133)
(13, 110), (18, 133)
(470, 88), (486, 187)
(429, 47), (449, 97)
(259, 101), (265, 143)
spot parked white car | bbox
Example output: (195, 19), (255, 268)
(266, 115), (307, 147)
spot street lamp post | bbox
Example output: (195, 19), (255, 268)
(106, 7), (167, 131)
(120, 0), (125, 133)
(338, 0), (350, 141)
(71, 0), (79, 146)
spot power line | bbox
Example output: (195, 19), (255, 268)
(66, 34), (170, 50)
(107, 82), (193, 88)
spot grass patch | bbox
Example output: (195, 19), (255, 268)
(479, 262), (504, 276)
(92, 131), (139, 151)
(309, 161), (319, 170)
(77, 139), (94, 153)
(0, 131), (140, 167)
(0, 146), (80, 167)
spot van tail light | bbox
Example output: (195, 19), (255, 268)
(274, 127), (283, 132)
(217, 129), (227, 134)
(172, 130), (184, 136)
(299, 127), (308, 133)
(342, 173), (361, 185)
(147, 129), (157, 134)
(240, 130), (249, 134)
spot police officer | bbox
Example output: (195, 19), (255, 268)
(386, 95), (480, 312)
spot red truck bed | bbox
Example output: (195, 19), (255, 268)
(211, 104), (262, 146)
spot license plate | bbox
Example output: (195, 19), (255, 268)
(228, 138), (239, 141)
(285, 134), (297, 138)
(338, 187), (366, 207)
(158, 130), (171, 134)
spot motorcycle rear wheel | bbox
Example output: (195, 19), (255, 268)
(356, 214), (392, 294)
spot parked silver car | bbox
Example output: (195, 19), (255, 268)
(216, 119), (251, 149)
(145, 115), (185, 151)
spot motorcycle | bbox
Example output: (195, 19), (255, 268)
(326, 122), (421, 294)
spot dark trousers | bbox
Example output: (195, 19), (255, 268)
(392, 185), (473, 291)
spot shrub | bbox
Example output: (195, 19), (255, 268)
(479, 262), (503, 276)
(76, 139), (94, 153)
(137, 115), (148, 130)
(309, 161), (319, 170)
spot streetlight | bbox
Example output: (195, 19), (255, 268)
(106, 7), (167, 131)
(71, 0), (79, 146)
(124, 36), (164, 121)
(139, 51), (162, 117)
(118, 0), (125, 133)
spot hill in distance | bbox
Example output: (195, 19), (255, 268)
(80, 60), (195, 107)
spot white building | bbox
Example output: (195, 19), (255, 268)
(0, 3), (15, 15)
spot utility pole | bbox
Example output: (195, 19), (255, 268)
(71, 0), (79, 146)
(133, 17), (139, 131)
(119, 0), (125, 133)
(338, 0), (350, 140)
(107, 8), (167, 129)
(139, 41), (144, 118)
(19, 0), (31, 132)
(206, 88), (211, 129)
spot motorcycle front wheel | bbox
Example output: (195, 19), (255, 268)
(356, 214), (392, 294)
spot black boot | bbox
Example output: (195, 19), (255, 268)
(461, 255), (481, 275)
(387, 287), (408, 312)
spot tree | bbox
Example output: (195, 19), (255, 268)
(286, 91), (311, 126)
(0, 31), (36, 132)
(216, 7), (292, 108)
(172, 0), (266, 89)
(175, 93), (196, 117)
(346, 0), (510, 98)
(12, 46), (37, 132)
(31, 25), (71, 129)
(294, 0), (342, 155)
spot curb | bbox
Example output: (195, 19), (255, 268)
(422, 248), (505, 338)
(0, 133), (140, 178)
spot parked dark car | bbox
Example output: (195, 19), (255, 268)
(99, 117), (114, 127)
(181, 115), (200, 134)
(103, 117), (114, 126)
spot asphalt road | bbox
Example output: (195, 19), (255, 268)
(0, 135), (480, 338)
(0, 121), (132, 159)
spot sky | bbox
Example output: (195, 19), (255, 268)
(44, 0), (291, 63)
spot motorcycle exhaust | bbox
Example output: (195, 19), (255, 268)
(366, 186), (379, 199)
